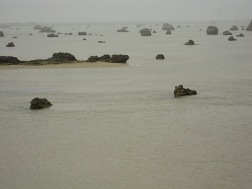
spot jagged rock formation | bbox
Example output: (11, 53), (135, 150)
(87, 54), (129, 63)
(174, 85), (197, 97)
(30, 97), (52, 110)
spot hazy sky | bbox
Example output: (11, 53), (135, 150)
(0, 0), (252, 23)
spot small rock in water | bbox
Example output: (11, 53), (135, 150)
(30, 97), (52, 109)
(184, 40), (195, 45)
(236, 33), (244, 37)
(156, 54), (165, 60)
(228, 36), (236, 41)
(174, 85), (197, 97)
(6, 42), (15, 47)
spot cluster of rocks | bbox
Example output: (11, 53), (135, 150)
(139, 28), (151, 36)
(30, 97), (52, 110)
(174, 85), (197, 97)
(0, 56), (20, 64)
(87, 54), (129, 63)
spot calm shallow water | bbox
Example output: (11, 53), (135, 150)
(0, 21), (252, 189)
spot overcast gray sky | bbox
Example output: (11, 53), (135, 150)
(0, 0), (251, 23)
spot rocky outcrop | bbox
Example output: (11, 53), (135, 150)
(228, 36), (236, 41)
(174, 85), (197, 97)
(78, 32), (87, 35)
(6, 42), (15, 47)
(206, 26), (218, 35)
(87, 54), (129, 63)
(162, 23), (175, 30)
(30, 97), (52, 110)
(223, 31), (232, 35)
(156, 54), (165, 60)
(39, 27), (56, 33)
(117, 28), (129, 32)
(184, 40), (195, 45)
(49, 52), (77, 62)
(47, 34), (58, 37)
(0, 31), (4, 37)
(236, 33), (244, 37)
(139, 28), (151, 36)
(0, 56), (20, 64)
(33, 25), (42, 30)
(166, 30), (171, 35)
(230, 25), (238, 31)
(246, 20), (252, 31)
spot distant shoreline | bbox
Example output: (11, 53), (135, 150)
(0, 61), (127, 70)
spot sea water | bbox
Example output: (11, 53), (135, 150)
(0, 21), (252, 189)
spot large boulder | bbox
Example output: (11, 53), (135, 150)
(6, 42), (15, 47)
(0, 56), (20, 65)
(156, 54), (165, 60)
(39, 27), (56, 33)
(174, 85), (197, 97)
(110, 54), (129, 63)
(33, 25), (42, 30)
(50, 52), (77, 62)
(162, 23), (175, 30)
(139, 28), (151, 36)
(78, 32), (87, 35)
(246, 19), (252, 31)
(184, 40), (195, 45)
(206, 26), (219, 35)
(228, 36), (236, 41)
(230, 25), (238, 31)
(47, 33), (58, 37)
(0, 31), (4, 37)
(223, 31), (232, 35)
(30, 97), (52, 110)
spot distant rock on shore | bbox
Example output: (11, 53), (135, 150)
(0, 24), (10, 28)
(50, 52), (77, 62)
(162, 23), (175, 30)
(166, 30), (171, 35)
(246, 20), (252, 31)
(206, 26), (219, 35)
(0, 31), (4, 37)
(117, 28), (129, 32)
(87, 54), (129, 63)
(236, 33), (244, 37)
(139, 28), (151, 36)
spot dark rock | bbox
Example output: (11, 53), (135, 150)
(30, 97), (52, 110)
(78, 32), (87, 35)
(230, 25), (238, 31)
(57, 32), (62, 35)
(87, 55), (110, 62)
(47, 33), (58, 37)
(33, 25), (42, 30)
(236, 33), (244, 37)
(139, 28), (151, 36)
(12, 36), (17, 38)
(68, 33), (73, 35)
(29, 33), (33, 35)
(50, 52), (77, 62)
(153, 30), (157, 33)
(156, 54), (165, 60)
(99, 54), (111, 61)
(174, 85), (197, 97)
(39, 27), (56, 33)
(184, 40), (195, 45)
(166, 30), (171, 35)
(87, 56), (100, 62)
(0, 56), (20, 64)
(228, 36), (236, 41)
(98, 41), (106, 43)
(110, 54), (129, 63)
(83, 38), (86, 40)
(206, 26), (219, 35)
(0, 31), (4, 37)
(223, 30), (232, 35)
(162, 23), (175, 30)
(246, 20), (252, 31)
(117, 28), (129, 32)
(6, 42), (15, 47)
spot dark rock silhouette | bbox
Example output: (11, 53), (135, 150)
(0, 56), (20, 64)
(246, 20), (252, 31)
(184, 40), (195, 45)
(6, 42), (15, 47)
(174, 85), (197, 97)
(110, 54), (129, 63)
(87, 55), (111, 62)
(39, 27), (56, 33)
(156, 54), (165, 60)
(30, 97), (52, 110)
(236, 33), (244, 37)
(0, 31), (4, 37)
(98, 41), (106, 43)
(206, 26), (218, 35)
(50, 52), (77, 62)
(47, 34), (58, 37)
(117, 28), (129, 32)
(230, 25), (238, 31)
(223, 31), (232, 35)
(153, 30), (157, 33)
(139, 28), (151, 36)
(162, 23), (175, 30)
(33, 25), (42, 30)
(166, 30), (171, 35)
(78, 32), (87, 35)
(228, 36), (236, 41)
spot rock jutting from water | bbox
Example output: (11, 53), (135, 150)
(206, 26), (219, 35)
(47, 33), (58, 37)
(223, 31), (232, 35)
(236, 33), (244, 37)
(87, 54), (129, 63)
(246, 19), (252, 31)
(184, 40), (195, 45)
(39, 27), (56, 33)
(0, 56), (20, 65)
(6, 42), (15, 47)
(139, 28), (151, 36)
(166, 30), (171, 35)
(162, 23), (175, 30)
(228, 36), (237, 41)
(117, 28), (129, 32)
(30, 97), (52, 110)
(156, 54), (165, 60)
(174, 85), (197, 97)
(0, 31), (4, 37)
(78, 32), (87, 35)
(230, 25), (238, 31)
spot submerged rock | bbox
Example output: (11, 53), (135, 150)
(0, 56), (20, 64)
(236, 33), (244, 37)
(223, 30), (232, 35)
(139, 28), (151, 36)
(156, 54), (165, 60)
(6, 42), (15, 47)
(184, 40), (195, 45)
(206, 26), (218, 35)
(174, 85), (197, 97)
(0, 31), (4, 37)
(228, 36), (236, 41)
(230, 25), (238, 31)
(246, 20), (252, 31)
(30, 97), (52, 110)
(78, 32), (87, 35)
(162, 23), (175, 30)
